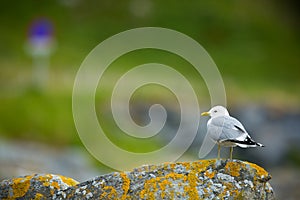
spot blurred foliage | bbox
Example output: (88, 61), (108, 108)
(0, 0), (299, 146)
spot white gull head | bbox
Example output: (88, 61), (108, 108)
(201, 105), (229, 118)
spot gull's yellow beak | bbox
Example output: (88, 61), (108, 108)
(201, 112), (210, 116)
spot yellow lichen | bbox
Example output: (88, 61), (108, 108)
(4, 174), (79, 199)
(120, 173), (130, 200)
(191, 160), (214, 173)
(169, 190), (175, 199)
(38, 175), (51, 187)
(138, 159), (215, 199)
(225, 161), (244, 177)
(101, 186), (118, 199)
(165, 173), (185, 181)
(221, 182), (240, 198)
(32, 193), (44, 200)
(51, 181), (59, 189)
(184, 171), (199, 199)
(169, 163), (176, 170)
(163, 164), (169, 171)
(204, 170), (215, 179)
(158, 179), (169, 198)
(142, 178), (157, 200)
(183, 175), (188, 182)
(244, 162), (268, 178)
(183, 185), (189, 197)
(38, 174), (78, 196)
(139, 175), (162, 200)
(182, 162), (191, 171)
(58, 175), (79, 186)
(99, 191), (108, 199)
(10, 175), (32, 198)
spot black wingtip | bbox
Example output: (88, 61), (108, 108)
(227, 138), (265, 148)
(254, 141), (265, 147)
(258, 143), (265, 147)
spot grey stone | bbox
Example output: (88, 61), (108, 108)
(0, 159), (275, 199)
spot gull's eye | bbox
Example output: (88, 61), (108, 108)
(214, 110), (217, 113)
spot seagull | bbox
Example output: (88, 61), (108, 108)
(201, 105), (264, 159)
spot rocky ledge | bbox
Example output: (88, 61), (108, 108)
(0, 159), (274, 199)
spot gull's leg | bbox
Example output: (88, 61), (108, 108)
(230, 147), (233, 160)
(218, 144), (221, 160)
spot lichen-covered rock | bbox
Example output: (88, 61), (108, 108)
(54, 159), (275, 199)
(0, 174), (78, 199)
(0, 160), (275, 199)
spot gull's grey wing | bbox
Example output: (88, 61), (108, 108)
(207, 115), (248, 142)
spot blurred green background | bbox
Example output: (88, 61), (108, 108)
(0, 0), (299, 198)
(1, 0), (299, 144)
